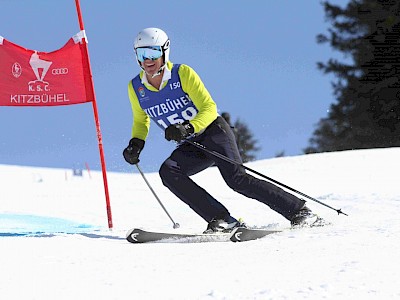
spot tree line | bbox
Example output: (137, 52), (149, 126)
(305, 0), (400, 153)
(225, 0), (400, 162)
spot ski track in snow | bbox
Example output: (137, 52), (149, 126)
(1, 148), (400, 299)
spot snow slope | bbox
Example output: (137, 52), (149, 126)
(1, 148), (399, 299)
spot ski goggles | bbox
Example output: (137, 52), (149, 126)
(135, 46), (163, 62)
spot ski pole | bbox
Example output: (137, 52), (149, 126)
(135, 163), (180, 228)
(185, 140), (348, 216)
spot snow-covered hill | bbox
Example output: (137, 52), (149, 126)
(1, 148), (399, 299)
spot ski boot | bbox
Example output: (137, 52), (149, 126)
(290, 205), (321, 227)
(203, 216), (245, 234)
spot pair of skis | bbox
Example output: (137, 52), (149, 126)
(126, 227), (282, 244)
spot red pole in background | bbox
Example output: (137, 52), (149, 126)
(75, 0), (113, 229)
(85, 162), (92, 179)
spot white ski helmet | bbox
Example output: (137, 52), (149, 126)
(134, 28), (170, 70)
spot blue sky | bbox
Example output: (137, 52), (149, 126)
(0, 0), (349, 173)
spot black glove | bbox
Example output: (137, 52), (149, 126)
(123, 138), (145, 165)
(165, 121), (194, 142)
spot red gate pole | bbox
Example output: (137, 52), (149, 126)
(75, 0), (113, 229)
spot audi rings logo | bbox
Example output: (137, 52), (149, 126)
(52, 68), (69, 75)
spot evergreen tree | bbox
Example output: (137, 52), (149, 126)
(221, 112), (260, 162)
(305, 0), (400, 154)
(233, 118), (260, 163)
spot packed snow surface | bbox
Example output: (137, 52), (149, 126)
(1, 148), (399, 299)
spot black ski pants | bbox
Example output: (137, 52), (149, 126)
(159, 116), (305, 222)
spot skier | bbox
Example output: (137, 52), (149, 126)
(123, 28), (319, 233)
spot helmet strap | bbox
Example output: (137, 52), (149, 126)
(150, 64), (165, 78)
(144, 54), (166, 78)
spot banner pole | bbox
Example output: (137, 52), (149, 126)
(74, 0), (113, 229)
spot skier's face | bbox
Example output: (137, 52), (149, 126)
(140, 57), (163, 76)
